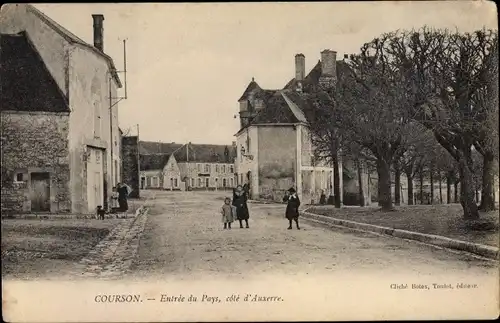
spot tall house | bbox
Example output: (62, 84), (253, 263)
(0, 4), (123, 214)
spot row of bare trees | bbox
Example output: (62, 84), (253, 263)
(306, 27), (498, 220)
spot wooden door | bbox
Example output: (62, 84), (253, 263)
(31, 172), (50, 212)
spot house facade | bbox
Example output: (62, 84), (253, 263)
(139, 142), (236, 191)
(139, 154), (182, 190)
(235, 50), (363, 204)
(0, 4), (122, 214)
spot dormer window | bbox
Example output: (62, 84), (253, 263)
(239, 100), (248, 112)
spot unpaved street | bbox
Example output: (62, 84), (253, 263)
(128, 191), (497, 280)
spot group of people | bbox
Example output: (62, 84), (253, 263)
(221, 184), (251, 229)
(220, 185), (301, 230)
(97, 182), (131, 220)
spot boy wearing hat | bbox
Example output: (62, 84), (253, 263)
(283, 187), (301, 230)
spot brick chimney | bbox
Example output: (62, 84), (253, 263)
(320, 49), (337, 77)
(295, 53), (305, 81)
(92, 14), (104, 52)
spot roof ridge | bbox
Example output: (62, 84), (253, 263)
(281, 92), (308, 123)
(26, 4), (122, 88)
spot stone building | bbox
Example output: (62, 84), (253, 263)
(139, 142), (236, 191)
(0, 4), (122, 214)
(235, 49), (371, 204)
(121, 135), (140, 198)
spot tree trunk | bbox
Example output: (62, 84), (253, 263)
(394, 161), (401, 206)
(377, 159), (393, 211)
(419, 169), (424, 205)
(406, 172), (414, 205)
(446, 172), (452, 204)
(457, 151), (479, 219)
(333, 153), (341, 208)
(479, 152), (496, 211)
(356, 159), (365, 207)
(454, 181), (459, 203)
(429, 164), (434, 205)
(439, 171), (443, 204)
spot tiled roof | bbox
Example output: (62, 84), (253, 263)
(250, 91), (301, 124)
(26, 4), (122, 88)
(139, 141), (184, 154)
(283, 60), (351, 91)
(0, 32), (69, 113)
(139, 154), (171, 171)
(139, 142), (236, 164)
(238, 79), (261, 101)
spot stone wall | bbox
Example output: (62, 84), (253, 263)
(121, 136), (140, 198)
(1, 111), (71, 213)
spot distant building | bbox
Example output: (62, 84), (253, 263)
(139, 142), (236, 191)
(0, 5), (122, 214)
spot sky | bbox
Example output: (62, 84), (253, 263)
(33, 2), (497, 145)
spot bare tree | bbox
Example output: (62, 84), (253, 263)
(377, 27), (497, 219)
(306, 88), (343, 208)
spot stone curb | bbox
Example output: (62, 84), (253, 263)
(301, 211), (499, 260)
(1, 207), (144, 220)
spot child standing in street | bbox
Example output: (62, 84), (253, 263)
(221, 197), (236, 229)
(283, 187), (301, 230)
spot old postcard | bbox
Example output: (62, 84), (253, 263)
(1, 1), (499, 322)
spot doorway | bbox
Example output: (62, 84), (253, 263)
(31, 172), (50, 212)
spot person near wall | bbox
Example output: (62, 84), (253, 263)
(232, 184), (250, 228)
(117, 182), (131, 212)
(283, 187), (301, 230)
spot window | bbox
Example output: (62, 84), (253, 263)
(230, 165), (234, 173)
(198, 178), (202, 187)
(205, 178), (210, 187)
(191, 178), (195, 187)
(204, 164), (210, 173)
(230, 178), (234, 187)
(215, 165), (219, 173)
(223, 178), (227, 187)
(222, 165), (226, 173)
(146, 177), (152, 187)
(15, 173), (23, 182)
(174, 178), (178, 187)
(197, 164), (202, 172)
(170, 178), (174, 188)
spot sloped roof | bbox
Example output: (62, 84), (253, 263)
(238, 79), (261, 101)
(26, 4), (122, 88)
(250, 91), (301, 124)
(283, 60), (351, 91)
(139, 154), (171, 171)
(0, 32), (69, 113)
(139, 142), (236, 163)
(139, 141), (184, 154)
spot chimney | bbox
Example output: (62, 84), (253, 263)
(295, 53), (305, 81)
(92, 14), (104, 52)
(320, 49), (337, 77)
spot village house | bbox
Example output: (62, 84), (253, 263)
(0, 4), (123, 214)
(139, 142), (236, 190)
(235, 49), (372, 204)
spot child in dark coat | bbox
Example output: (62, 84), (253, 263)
(283, 188), (300, 230)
